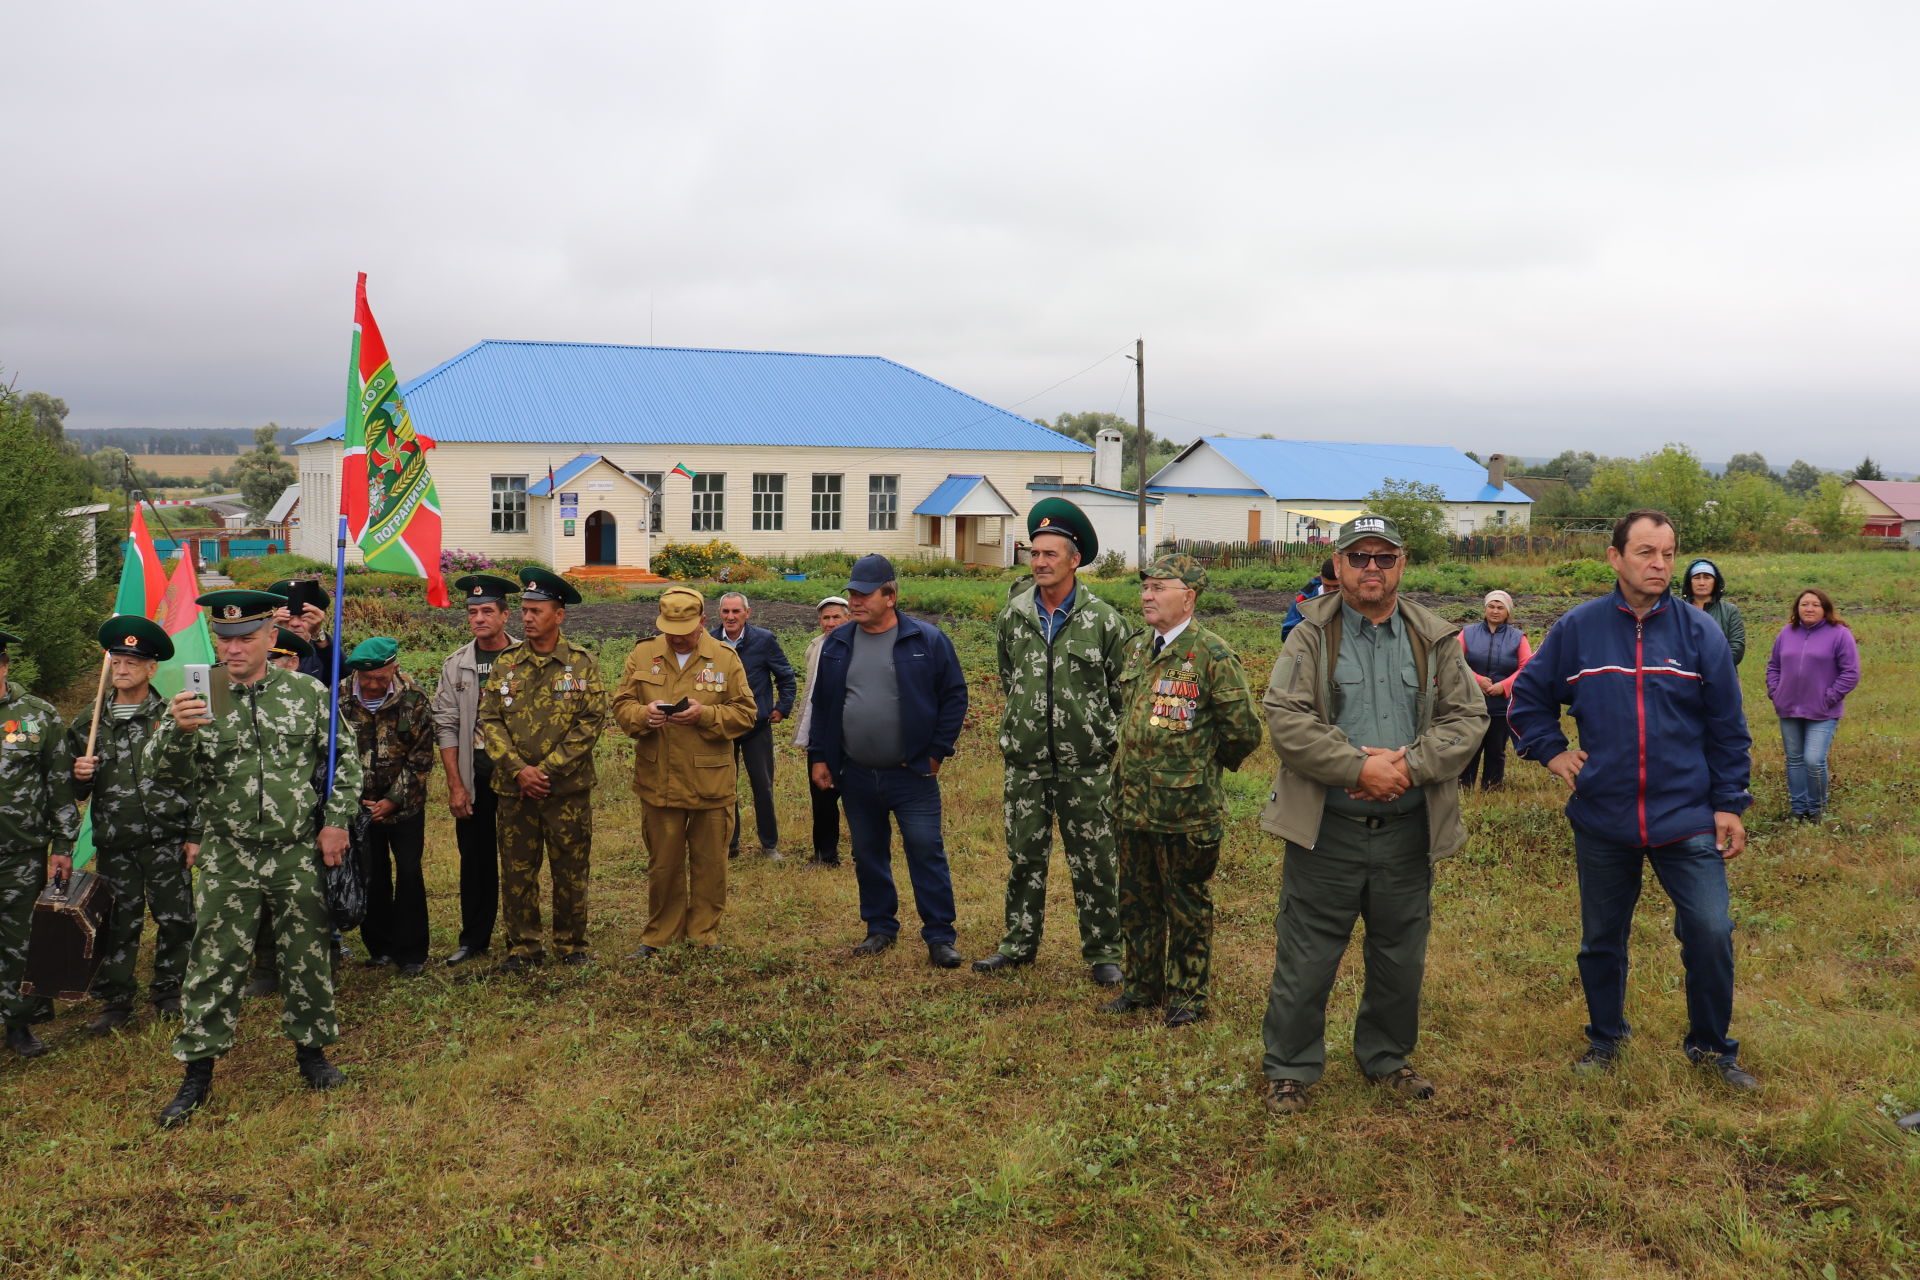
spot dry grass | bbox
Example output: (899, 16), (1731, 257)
(3, 552), (1916, 1278)
(123, 453), (244, 481)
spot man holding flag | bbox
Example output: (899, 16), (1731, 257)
(58, 617), (197, 1034)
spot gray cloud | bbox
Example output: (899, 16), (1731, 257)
(4, 1), (1916, 468)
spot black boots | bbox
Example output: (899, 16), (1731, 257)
(159, 1059), (215, 1127)
(87, 1003), (135, 1037)
(295, 1044), (345, 1090)
(5, 1024), (47, 1058)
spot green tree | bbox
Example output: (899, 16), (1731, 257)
(1527, 449), (1610, 490)
(0, 386), (108, 691)
(1781, 458), (1823, 497)
(1800, 476), (1860, 537)
(1039, 410), (1179, 480)
(232, 422), (296, 518)
(1361, 478), (1450, 563)
(1724, 451), (1774, 481)
(21, 391), (69, 441)
(1851, 456), (1886, 482)
(1717, 472), (1794, 545)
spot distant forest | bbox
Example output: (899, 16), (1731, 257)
(66, 425), (299, 454)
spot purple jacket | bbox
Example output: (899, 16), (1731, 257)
(1766, 621), (1860, 721)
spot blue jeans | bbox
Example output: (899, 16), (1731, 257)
(838, 765), (956, 945)
(1777, 716), (1839, 816)
(1573, 828), (1738, 1063)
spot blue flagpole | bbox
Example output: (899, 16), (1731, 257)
(324, 513), (348, 798)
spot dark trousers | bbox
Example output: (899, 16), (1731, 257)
(453, 781), (500, 950)
(1458, 711), (1509, 788)
(361, 812), (430, 966)
(730, 719), (779, 853)
(1574, 828), (1737, 1062)
(839, 764), (955, 945)
(809, 776), (843, 863)
(1261, 812), (1432, 1084)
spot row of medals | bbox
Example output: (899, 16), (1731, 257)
(497, 666), (587, 706)
(1151, 673), (1198, 731)
(3, 722), (38, 745)
(651, 659), (728, 692)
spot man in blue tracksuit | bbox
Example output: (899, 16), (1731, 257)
(1509, 509), (1757, 1091)
(711, 593), (797, 860)
(806, 555), (970, 968)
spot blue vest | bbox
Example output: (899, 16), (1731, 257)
(1462, 622), (1524, 714)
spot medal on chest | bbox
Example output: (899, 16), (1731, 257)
(497, 671), (514, 708)
(696, 661), (725, 692)
(552, 664), (586, 694)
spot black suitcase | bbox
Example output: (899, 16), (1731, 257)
(22, 869), (116, 1001)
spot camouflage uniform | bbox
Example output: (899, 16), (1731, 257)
(1, 682), (70, 1030)
(340, 672), (436, 966)
(1111, 618), (1262, 1013)
(478, 636), (607, 961)
(57, 690), (198, 1010)
(142, 666), (363, 1061)
(995, 580), (1132, 963)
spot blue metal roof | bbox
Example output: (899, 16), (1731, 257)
(295, 340), (1091, 455)
(527, 454), (602, 497)
(1149, 438), (1533, 504)
(1026, 481), (1162, 505)
(913, 475), (1015, 516)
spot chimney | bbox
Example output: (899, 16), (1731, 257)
(1094, 429), (1124, 490)
(1486, 452), (1507, 491)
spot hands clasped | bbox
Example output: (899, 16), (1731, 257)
(1348, 746), (1413, 803)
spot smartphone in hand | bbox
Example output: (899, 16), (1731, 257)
(665, 696), (691, 716)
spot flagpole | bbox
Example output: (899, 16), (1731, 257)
(324, 513), (347, 800)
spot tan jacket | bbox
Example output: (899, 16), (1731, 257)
(431, 635), (520, 793)
(612, 634), (758, 809)
(1260, 591), (1486, 858)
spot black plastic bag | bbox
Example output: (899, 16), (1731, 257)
(320, 807), (373, 931)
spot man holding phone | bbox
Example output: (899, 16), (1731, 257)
(141, 589), (363, 1126)
(271, 578), (336, 688)
(612, 588), (757, 954)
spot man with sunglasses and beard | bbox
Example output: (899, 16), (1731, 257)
(1257, 516), (1487, 1116)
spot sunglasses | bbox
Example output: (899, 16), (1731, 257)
(1342, 551), (1403, 570)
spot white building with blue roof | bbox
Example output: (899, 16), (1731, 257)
(293, 340), (1116, 573)
(1146, 438), (1532, 546)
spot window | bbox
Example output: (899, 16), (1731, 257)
(691, 472), (726, 532)
(810, 474), (843, 531)
(752, 473), (785, 531)
(1494, 509), (1508, 527)
(490, 475), (527, 533)
(1032, 475), (1061, 486)
(628, 472), (664, 532)
(868, 474), (899, 531)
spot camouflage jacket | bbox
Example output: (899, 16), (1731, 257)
(58, 689), (198, 852)
(478, 635), (608, 796)
(997, 580), (1133, 777)
(0, 682), (72, 856)
(340, 672), (436, 822)
(1111, 624), (1262, 838)
(142, 665), (364, 847)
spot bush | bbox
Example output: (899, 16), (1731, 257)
(1543, 559), (1616, 594)
(653, 540), (747, 580)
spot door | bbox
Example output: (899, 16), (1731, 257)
(1246, 509), (1262, 544)
(585, 510), (616, 565)
(954, 517), (968, 561)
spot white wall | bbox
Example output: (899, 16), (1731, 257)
(1151, 445), (1261, 491)
(299, 439), (1093, 566)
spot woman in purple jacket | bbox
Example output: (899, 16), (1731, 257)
(1766, 588), (1861, 822)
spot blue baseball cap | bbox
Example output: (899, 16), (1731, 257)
(846, 554), (896, 594)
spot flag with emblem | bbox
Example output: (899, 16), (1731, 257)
(151, 553), (216, 699)
(343, 273), (451, 607)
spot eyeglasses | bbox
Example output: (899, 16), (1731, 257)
(1343, 551), (1403, 570)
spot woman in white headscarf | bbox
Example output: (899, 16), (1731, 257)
(1457, 590), (1531, 789)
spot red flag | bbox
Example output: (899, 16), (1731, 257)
(114, 505), (168, 619)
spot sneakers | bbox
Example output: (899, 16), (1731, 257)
(1369, 1065), (1437, 1099)
(1261, 1078), (1311, 1115)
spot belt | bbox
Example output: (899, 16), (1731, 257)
(1327, 806), (1424, 829)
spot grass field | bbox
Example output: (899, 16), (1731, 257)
(3, 552), (1916, 1278)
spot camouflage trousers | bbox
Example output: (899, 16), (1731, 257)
(0, 854), (53, 1029)
(90, 839), (194, 1007)
(1116, 828), (1221, 1014)
(499, 791), (592, 962)
(998, 769), (1120, 963)
(173, 837), (337, 1062)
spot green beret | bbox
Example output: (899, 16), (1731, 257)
(271, 627), (315, 660)
(1141, 554), (1208, 590)
(346, 637), (400, 671)
(198, 589), (288, 637)
(99, 615), (174, 662)
(519, 567), (582, 606)
(1027, 497), (1098, 561)
(454, 573), (520, 605)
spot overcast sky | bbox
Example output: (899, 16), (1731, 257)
(5, 2), (1916, 467)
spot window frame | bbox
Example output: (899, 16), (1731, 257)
(490, 474), (528, 534)
(868, 474), (899, 532)
(690, 471), (726, 532)
(751, 472), (786, 532)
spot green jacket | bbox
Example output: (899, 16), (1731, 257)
(1260, 592), (1486, 859)
(1111, 623), (1262, 838)
(59, 690), (197, 853)
(478, 636), (608, 796)
(141, 665), (363, 847)
(340, 672), (437, 821)
(996, 580), (1134, 778)
(0, 683), (70, 856)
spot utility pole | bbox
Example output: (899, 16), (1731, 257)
(1130, 337), (1147, 569)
